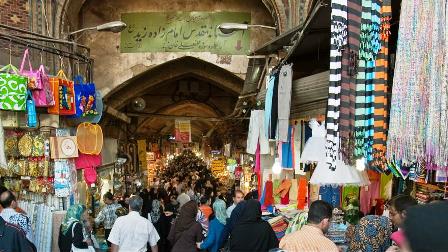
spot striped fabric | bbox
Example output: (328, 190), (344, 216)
(371, 0), (391, 171)
(279, 225), (339, 252)
(340, 0), (362, 165)
(354, 0), (381, 162)
(326, 0), (348, 171)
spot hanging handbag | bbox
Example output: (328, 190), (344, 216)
(19, 49), (42, 90)
(32, 65), (55, 107)
(47, 70), (64, 114)
(0, 64), (28, 111)
(58, 71), (76, 115)
(70, 75), (98, 118)
(26, 90), (37, 128)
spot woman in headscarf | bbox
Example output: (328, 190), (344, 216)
(347, 215), (392, 252)
(229, 199), (279, 252)
(197, 199), (227, 252)
(151, 194), (171, 252)
(220, 200), (247, 250)
(58, 204), (92, 252)
(168, 200), (204, 252)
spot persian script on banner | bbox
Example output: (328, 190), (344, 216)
(175, 120), (191, 143)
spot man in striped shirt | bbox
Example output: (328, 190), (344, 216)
(280, 200), (339, 252)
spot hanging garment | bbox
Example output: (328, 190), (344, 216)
(293, 122), (305, 175)
(300, 119), (326, 163)
(379, 173), (393, 200)
(273, 179), (281, 204)
(359, 176), (380, 215)
(289, 179), (298, 204)
(255, 144), (261, 173)
(282, 126), (294, 169)
(309, 184), (320, 204)
(340, 0), (362, 165)
(326, 0), (348, 170)
(319, 185), (341, 208)
(264, 73), (279, 140)
(280, 189), (290, 205)
(264, 181), (274, 206)
(247, 110), (270, 154)
(278, 64), (293, 142)
(275, 179), (292, 198)
(342, 186), (360, 209)
(297, 177), (308, 210)
(310, 157), (370, 186)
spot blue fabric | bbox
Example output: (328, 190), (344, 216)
(319, 185), (341, 208)
(259, 183), (267, 206)
(281, 126), (293, 168)
(264, 75), (275, 139)
(200, 218), (225, 252)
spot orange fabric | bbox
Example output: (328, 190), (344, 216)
(275, 179), (292, 198)
(297, 177), (308, 210)
(199, 205), (213, 219)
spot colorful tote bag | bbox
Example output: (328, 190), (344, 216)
(0, 64), (28, 111)
(47, 70), (63, 114)
(19, 49), (42, 90)
(26, 90), (37, 128)
(70, 75), (98, 118)
(32, 65), (55, 107)
(58, 72), (76, 115)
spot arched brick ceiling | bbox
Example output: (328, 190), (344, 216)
(104, 56), (244, 110)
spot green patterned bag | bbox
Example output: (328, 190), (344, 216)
(0, 64), (28, 111)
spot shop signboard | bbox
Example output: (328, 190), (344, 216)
(174, 120), (191, 143)
(211, 159), (226, 173)
(121, 12), (251, 54)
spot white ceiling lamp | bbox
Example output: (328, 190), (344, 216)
(69, 21), (127, 36)
(217, 23), (276, 34)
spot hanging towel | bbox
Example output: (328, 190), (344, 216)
(275, 179), (292, 198)
(297, 177), (308, 210)
(264, 180), (274, 206)
(319, 185), (341, 208)
(282, 126), (294, 168)
(273, 179), (281, 204)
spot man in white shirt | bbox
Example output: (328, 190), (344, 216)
(108, 195), (160, 252)
(226, 190), (244, 218)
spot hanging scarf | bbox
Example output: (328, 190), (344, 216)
(61, 204), (85, 235)
(150, 200), (161, 223)
(387, 0), (448, 169)
(340, 0), (362, 165)
(326, 0), (348, 170)
(371, 0), (391, 171)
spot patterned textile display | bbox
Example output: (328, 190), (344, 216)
(340, 0), (362, 165)
(371, 0), (391, 171)
(387, 0), (448, 169)
(354, 0), (382, 162)
(325, 0), (348, 170)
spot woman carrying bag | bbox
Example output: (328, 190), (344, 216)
(58, 204), (94, 252)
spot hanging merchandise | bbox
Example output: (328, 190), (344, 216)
(387, 0), (448, 169)
(26, 90), (37, 128)
(339, 0), (362, 165)
(19, 49), (42, 90)
(47, 70), (75, 115)
(50, 136), (79, 159)
(76, 122), (103, 155)
(277, 64), (293, 142)
(0, 64), (28, 111)
(18, 133), (33, 157)
(54, 160), (71, 197)
(84, 166), (97, 186)
(281, 126), (293, 169)
(33, 65), (55, 107)
(70, 75), (98, 118)
(325, 0), (348, 171)
(300, 119), (325, 163)
(75, 153), (102, 170)
(264, 73), (279, 140)
(247, 110), (269, 155)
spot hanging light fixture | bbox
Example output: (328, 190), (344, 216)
(272, 158), (282, 174)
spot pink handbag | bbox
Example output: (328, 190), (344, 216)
(19, 49), (42, 90)
(84, 166), (97, 186)
(32, 65), (55, 107)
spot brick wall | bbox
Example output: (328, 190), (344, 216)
(0, 0), (29, 29)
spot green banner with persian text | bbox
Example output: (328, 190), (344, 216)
(120, 12), (251, 54)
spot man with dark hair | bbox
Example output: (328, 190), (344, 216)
(0, 191), (33, 243)
(95, 192), (121, 247)
(226, 190), (244, 218)
(108, 195), (160, 252)
(279, 200), (338, 252)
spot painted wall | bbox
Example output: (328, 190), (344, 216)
(77, 0), (275, 96)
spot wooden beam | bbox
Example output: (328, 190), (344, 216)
(104, 105), (132, 124)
